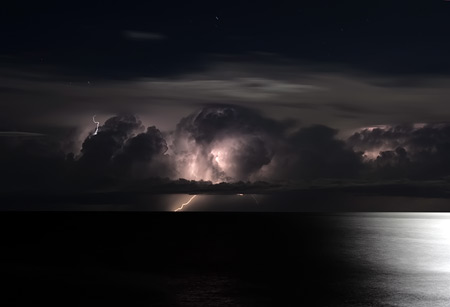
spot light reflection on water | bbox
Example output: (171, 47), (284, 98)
(339, 213), (450, 307)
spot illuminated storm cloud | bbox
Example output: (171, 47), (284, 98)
(348, 123), (450, 161)
(172, 106), (281, 182)
(347, 123), (450, 178)
(77, 108), (363, 183)
(73, 111), (450, 184)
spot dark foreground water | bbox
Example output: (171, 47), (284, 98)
(1, 212), (449, 306)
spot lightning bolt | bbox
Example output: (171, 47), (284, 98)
(174, 195), (197, 212)
(237, 194), (259, 204)
(92, 115), (100, 135)
(250, 195), (259, 204)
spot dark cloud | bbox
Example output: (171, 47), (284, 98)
(274, 125), (363, 180)
(115, 127), (168, 164)
(113, 126), (172, 179)
(0, 135), (67, 192)
(0, 115), (173, 194)
(78, 115), (172, 183)
(78, 114), (143, 172)
(176, 105), (286, 142)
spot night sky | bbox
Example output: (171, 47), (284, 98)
(4, 3), (450, 306)
(2, 1), (450, 206)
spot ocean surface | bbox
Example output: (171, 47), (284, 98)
(329, 213), (450, 307)
(1, 212), (450, 306)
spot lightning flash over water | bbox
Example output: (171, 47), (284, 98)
(237, 194), (259, 204)
(92, 115), (100, 135)
(174, 195), (198, 212)
(250, 195), (259, 204)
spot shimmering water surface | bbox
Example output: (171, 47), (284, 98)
(1, 212), (450, 306)
(333, 213), (450, 307)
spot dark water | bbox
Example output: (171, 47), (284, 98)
(1, 212), (449, 306)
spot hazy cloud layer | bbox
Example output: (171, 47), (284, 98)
(3, 58), (450, 136)
(122, 31), (166, 41)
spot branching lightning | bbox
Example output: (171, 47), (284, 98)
(174, 195), (198, 212)
(92, 115), (100, 135)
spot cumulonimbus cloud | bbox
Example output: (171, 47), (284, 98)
(5, 109), (450, 194)
(77, 114), (172, 182)
(171, 105), (284, 182)
(348, 123), (450, 179)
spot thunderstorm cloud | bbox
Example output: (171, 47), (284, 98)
(3, 107), (450, 196)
